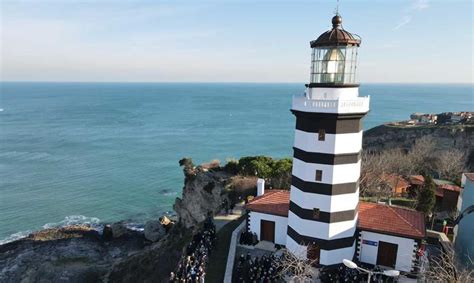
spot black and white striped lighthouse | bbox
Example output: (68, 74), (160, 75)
(286, 14), (370, 266)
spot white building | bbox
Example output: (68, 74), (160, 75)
(246, 186), (425, 272)
(454, 173), (474, 265)
(245, 14), (426, 273)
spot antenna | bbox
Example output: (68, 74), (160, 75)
(335, 0), (340, 15)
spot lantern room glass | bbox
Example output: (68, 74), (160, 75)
(310, 46), (358, 84)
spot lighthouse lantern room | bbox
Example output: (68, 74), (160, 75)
(310, 15), (360, 86)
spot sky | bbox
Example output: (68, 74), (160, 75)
(0, 0), (473, 83)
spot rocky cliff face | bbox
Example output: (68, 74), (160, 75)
(173, 168), (235, 229)
(0, 224), (188, 282)
(363, 124), (474, 168)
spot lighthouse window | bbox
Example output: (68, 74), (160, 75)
(315, 170), (323, 181)
(318, 129), (326, 141)
(313, 208), (320, 219)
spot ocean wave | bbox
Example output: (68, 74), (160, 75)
(42, 215), (102, 230)
(0, 215), (103, 245)
(0, 230), (32, 245)
(0, 151), (56, 162)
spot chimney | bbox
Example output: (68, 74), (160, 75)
(257, 178), (265, 196)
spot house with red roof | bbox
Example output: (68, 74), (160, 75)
(382, 174), (411, 197)
(245, 179), (426, 273)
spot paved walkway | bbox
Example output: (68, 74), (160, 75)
(213, 202), (244, 232)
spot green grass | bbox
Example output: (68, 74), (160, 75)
(206, 216), (245, 283)
(390, 198), (417, 208)
(360, 197), (417, 209)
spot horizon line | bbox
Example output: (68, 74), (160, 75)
(1, 81), (472, 85)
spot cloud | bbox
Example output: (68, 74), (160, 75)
(394, 15), (413, 30)
(394, 0), (430, 30)
(411, 0), (430, 11)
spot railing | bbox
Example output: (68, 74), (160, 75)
(292, 96), (370, 114)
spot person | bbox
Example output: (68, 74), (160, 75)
(222, 199), (229, 215)
(171, 221), (216, 282)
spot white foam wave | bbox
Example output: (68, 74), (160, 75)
(0, 230), (32, 245)
(125, 223), (145, 232)
(42, 215), (102, 230)
(0, 215), (104, 245)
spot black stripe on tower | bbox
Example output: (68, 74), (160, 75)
(291, 175), (358, 195)
(293, 148), (361, 165)
(291, 110), (367, 134)
(287, 226), (356, 250)
(306, 83), (360, 88)
(289, 201), (358, 223)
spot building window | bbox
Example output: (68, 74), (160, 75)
(318, 129), (325, 141)
(315, 170), (322, 182)
(313, 208), (320, 219)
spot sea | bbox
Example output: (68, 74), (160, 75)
(0, 82), (472, 243)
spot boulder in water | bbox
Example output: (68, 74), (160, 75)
(144, 220), (165, 242)
(111, 222), (128, 238)
(103, 224), (113, 241)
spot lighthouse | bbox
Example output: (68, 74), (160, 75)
(286, 14), (370, 266)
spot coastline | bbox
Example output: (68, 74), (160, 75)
(2, 119), (472, 246)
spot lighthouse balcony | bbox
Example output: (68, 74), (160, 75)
(292, 96), (370, 114)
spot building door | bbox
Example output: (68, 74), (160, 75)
(307, 243), (320, 266)
(260, 220), (275, 243)
(376, 241), (398, 268)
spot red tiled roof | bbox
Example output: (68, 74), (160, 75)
(246, 191), (426, 239)
(358, 202), (426, 239)
(409, 175), (425, 186)
(382, 174), (410, 190)
(435, 184), (462, 197)
(246, 190), (290, 217)
(439, 184), (462, 193)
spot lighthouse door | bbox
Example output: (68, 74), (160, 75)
(376, 241), (398, 268)
(260, 220), (275, 243)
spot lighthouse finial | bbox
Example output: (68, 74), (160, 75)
(335, 0), (340, 15)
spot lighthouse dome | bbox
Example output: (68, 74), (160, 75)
(310, 15), (361, 48)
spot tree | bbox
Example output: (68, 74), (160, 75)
(424, 245), (473, 282)
(270, 158), (293, 188)
(275, 247), (318, 282)
(435, 149), (465, 183)
(407, 136), (437, 175)
(360, 150), (405, 201)
(237, 156), (274, 177)
(416, 175), (436, 214)
(235, 156), (292, 188)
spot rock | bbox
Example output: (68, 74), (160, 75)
(174, 169), (234, 229)
(159, 216), (175, 232)
(0, 225), (147, 282)
(103, 224), (113, 241)
(144, 220), (165, 242)
(111, 222), (128, 238)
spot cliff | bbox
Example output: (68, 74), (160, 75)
(0, 224), (190, 282)
(173, 160), (257, 228)
(173, 169), (234, 228)
(363, 124), (474, 169)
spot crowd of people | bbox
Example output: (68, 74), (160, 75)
(234, 253), (282, 282)
(170, 217), (216, 283)
(239, 230), (258, 246)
